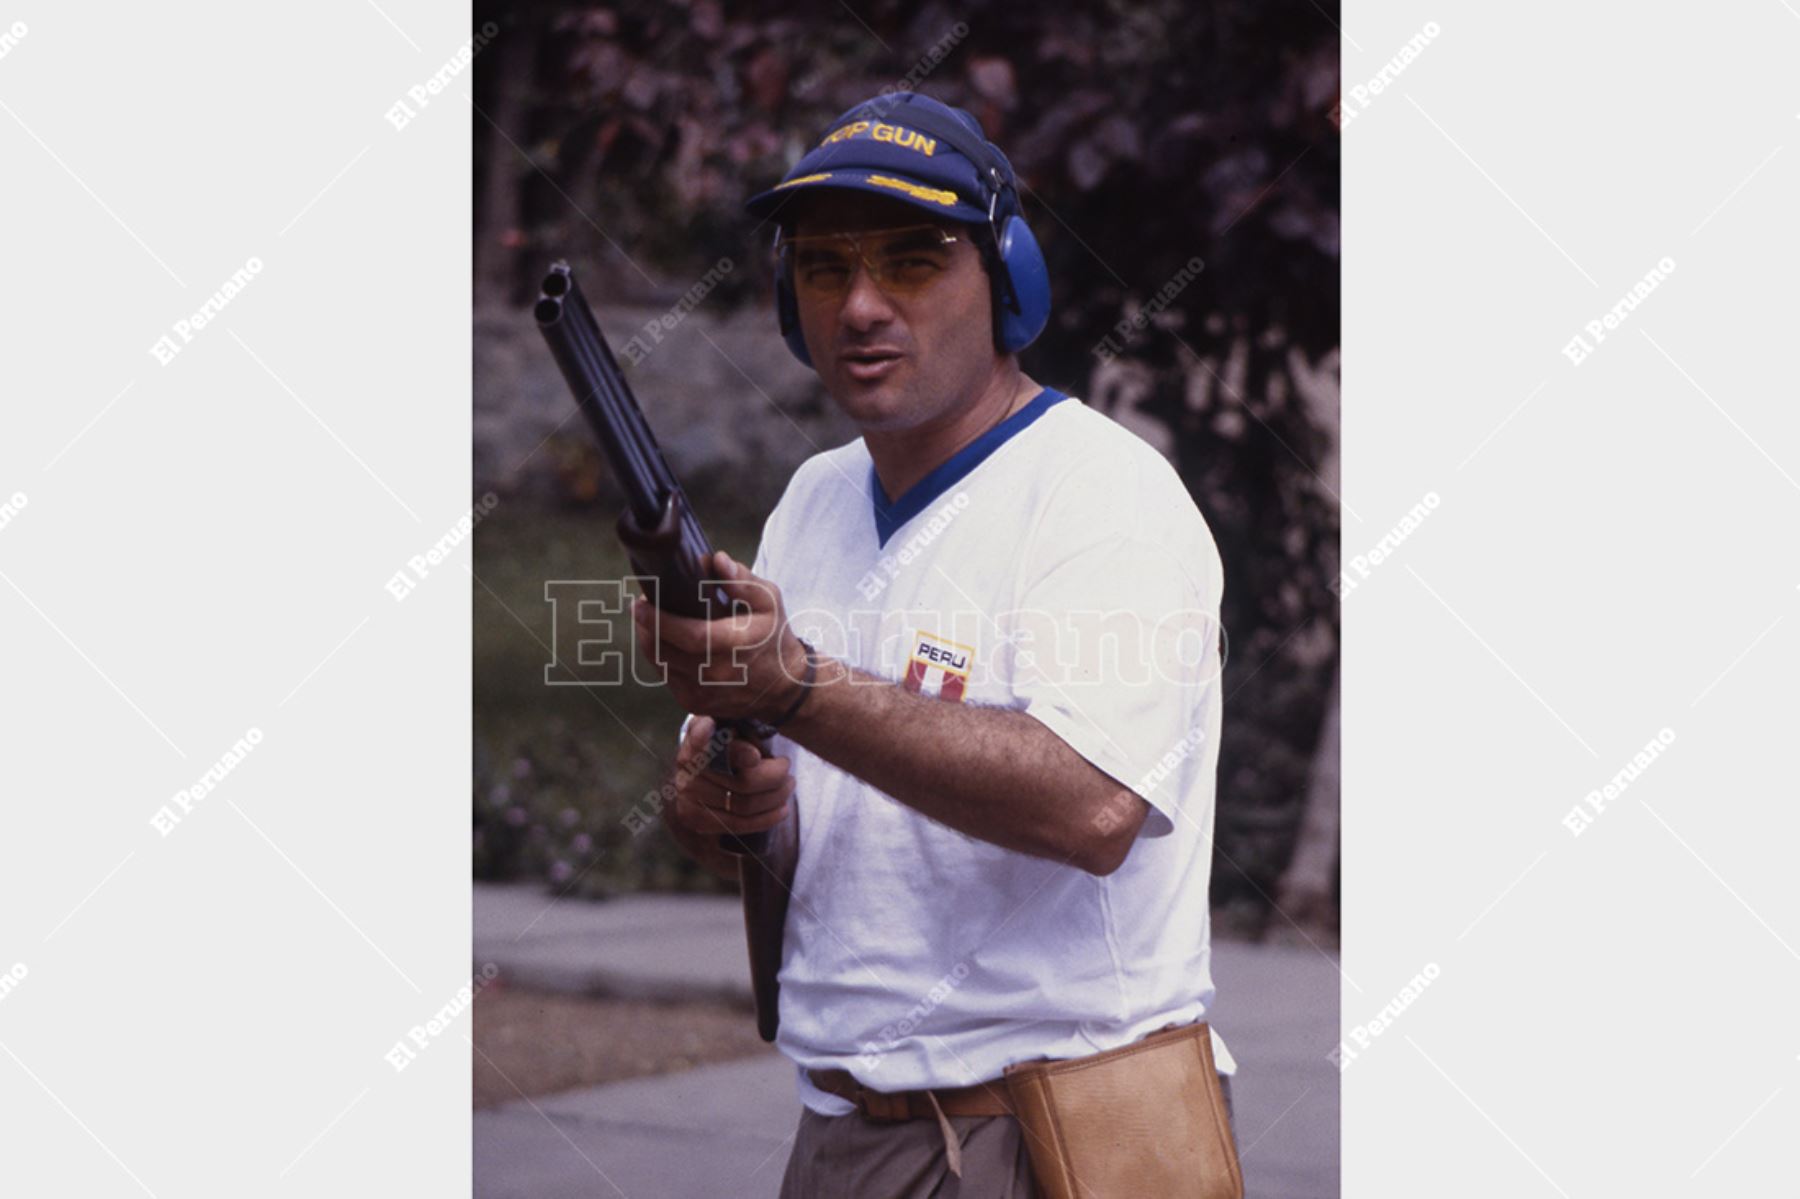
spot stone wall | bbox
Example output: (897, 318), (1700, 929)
(474, 300), (860, 508)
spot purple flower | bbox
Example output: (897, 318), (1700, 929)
(571, 833), (593, 854)
(549, 861), (573, 884)
(504, 806), (528, 827)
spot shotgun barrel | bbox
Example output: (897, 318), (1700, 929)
(532, 261), (794, 1042)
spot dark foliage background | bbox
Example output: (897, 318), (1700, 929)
(473, 0), (1340, 939)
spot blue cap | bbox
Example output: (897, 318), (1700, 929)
(744, 93), (1003, 226)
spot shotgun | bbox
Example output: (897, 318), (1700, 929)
(532, 260), (795, 1042)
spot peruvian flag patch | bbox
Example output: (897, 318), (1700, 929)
(901, 630), (973, 702)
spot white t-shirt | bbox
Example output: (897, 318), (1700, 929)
(703, 388), (1234, 1116)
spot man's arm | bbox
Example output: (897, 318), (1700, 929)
(633, 551), (1149, 876)
(780, 653), (1148, 875)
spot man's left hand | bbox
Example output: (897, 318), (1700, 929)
(631, 551), (809, 723)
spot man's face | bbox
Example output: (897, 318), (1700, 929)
(785, 192), (997, 432)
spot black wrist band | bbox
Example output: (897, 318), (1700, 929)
(766, 640), (818, 729)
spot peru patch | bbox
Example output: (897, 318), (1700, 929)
(902, 630), (972, 702)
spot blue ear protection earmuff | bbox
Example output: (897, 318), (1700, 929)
(774, 101), (1050, 368)
(776, 249), (811, 366)
(990, 206), (1051, 355)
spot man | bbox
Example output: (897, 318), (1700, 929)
(634, 93), (1238, 1197)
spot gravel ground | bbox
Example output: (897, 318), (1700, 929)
(472, 984), (778, 1109)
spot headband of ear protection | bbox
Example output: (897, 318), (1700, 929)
(772, 99), (1050, 368)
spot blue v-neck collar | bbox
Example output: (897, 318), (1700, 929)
(869, 387), (1069, 547)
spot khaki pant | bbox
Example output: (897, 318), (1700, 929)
(778, 1075), (1237, 1198)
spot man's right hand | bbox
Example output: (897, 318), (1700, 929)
(662, 715), (796, 883)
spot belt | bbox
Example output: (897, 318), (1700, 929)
(806, 1068), (1016, 1179)
(807, 1068), (1016, 1121)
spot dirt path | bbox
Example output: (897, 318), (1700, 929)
(472, 984), (775, 1109)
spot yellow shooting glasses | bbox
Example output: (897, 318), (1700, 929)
(776, 224), (963, 303)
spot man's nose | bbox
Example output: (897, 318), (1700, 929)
(837, 261), (897, 332)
